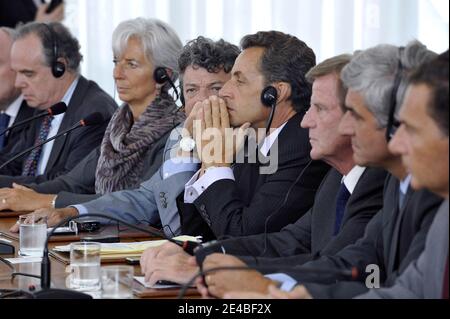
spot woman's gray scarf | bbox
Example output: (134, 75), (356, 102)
(95, 94), (185, 194)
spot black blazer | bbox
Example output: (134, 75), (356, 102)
(0, 0), (42, 28)
(27, 127), (173, 208)
(3, 100), (34, 150)
(292, 174), (442, 299)
(211, 167), (387, 266)
(0, 76), (117, 186)
(177, 112), (330, 240)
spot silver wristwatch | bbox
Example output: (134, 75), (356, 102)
(179, 136), (196, 152)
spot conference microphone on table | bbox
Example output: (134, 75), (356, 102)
(0, 112), (106, 172)
(0, 102), (67, 138)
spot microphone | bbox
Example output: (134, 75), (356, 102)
(0, 102), (67, 138)
(0, 112), (105, 172)
(37, 213), (198, 298)
(178, 264), (359, 299)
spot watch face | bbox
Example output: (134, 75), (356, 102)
(181, 137), (196, 152)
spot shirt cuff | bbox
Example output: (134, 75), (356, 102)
(162, 157), (200, 180)
(71, 204), (88, 216)
(184, 167), (235, 203)
(265, 273), (298, 292)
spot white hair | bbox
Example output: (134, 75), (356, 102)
(112, 18), (182, 84)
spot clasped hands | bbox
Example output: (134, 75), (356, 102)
(182, 96), (250, 171)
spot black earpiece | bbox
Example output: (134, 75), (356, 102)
(180, 89), (185, 106)
(386, 47), (404, 142)
(153, 67), (179, 101)
(261, 86), (278, 107)
(153, 67), (170, 84)
(42, 23), (65, 78)
(261, 86), (278, 135)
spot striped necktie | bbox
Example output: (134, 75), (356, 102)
(22, 115), (54, 176)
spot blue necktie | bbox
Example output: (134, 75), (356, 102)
(0, 113), (11, 151)
(398, 189), (406, 209)
(334, 182), (351, 235)
(22, 115), (54, 176)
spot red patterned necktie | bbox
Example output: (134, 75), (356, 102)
(22, 115), (54, 176)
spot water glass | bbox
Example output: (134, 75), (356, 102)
(69, 242), (101, 291)
(101, 265), (134, 299)
(19, 214), (47, 257)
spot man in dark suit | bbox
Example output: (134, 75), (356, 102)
(137, 54), (386, 287)
(0, 22), (117, 188)
(175, 31), (329, 241)
(220, 41), (442, 299)
(0, 27), (34, 152)
(357, 50), (449, 299)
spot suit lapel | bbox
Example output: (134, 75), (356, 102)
(45, 77), (89, 173)
(314, 170), (341, 249)
(386, 182), (411, 273)
(15, 100), (35, 123)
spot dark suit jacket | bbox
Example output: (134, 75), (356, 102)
(209, 167), (387, 267)
(0, 76), (117, 186)
(177, 112), (330, 241)
(27, 127), (173, 208)
(289, 174), (442, 299)
(0, 0), (42, 28)
(3, 100), (34, 150)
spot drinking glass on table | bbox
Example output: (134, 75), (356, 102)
(101, 265), (134, 299)
(69, 242), (101, 291)
(18, 214), (47, 257)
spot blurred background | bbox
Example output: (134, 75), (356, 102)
(59, 0), (449, 99)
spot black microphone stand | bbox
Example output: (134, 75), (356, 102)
(0, 122), (83, 172)
(0, 102), (67, 138)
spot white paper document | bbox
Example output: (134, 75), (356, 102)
(5, 257), (42, 264)
(134, 276), (183, 289)
(52, 235), (202, 255)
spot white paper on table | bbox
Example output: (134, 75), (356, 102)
(5, 257), (42, 264)
(52, 235), (202, 255)
(133, 276), (183, 289)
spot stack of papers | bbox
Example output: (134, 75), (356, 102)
(134, 276), (182, 289)
(52, 235), (202, 257)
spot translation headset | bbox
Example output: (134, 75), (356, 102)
(41, 23), (65, 78)
(153, 67), (180, 101)
(386, 47), (405, 142)
(260, 85), (278, 135)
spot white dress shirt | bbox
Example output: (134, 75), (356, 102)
(342, 165), (366, 194)
(184, 123), (287, 204)
(37, 77), (79, 175)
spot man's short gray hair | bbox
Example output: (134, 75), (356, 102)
(14, 22), (83, 74)
(341, 40), (437, 127)
(112, 18), (182, 89)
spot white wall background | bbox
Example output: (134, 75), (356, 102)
(61, 0), (449, 99)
